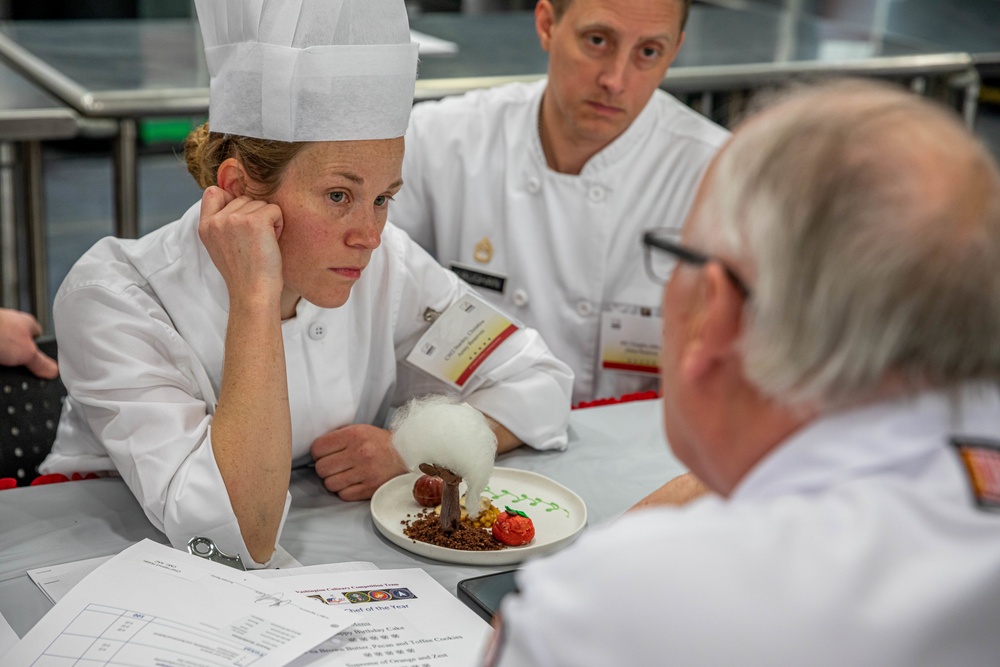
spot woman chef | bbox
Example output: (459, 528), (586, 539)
(40, 0), (573, 567)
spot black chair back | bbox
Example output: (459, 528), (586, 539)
(0, 338), (65, 486)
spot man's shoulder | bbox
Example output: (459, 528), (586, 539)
(506, 492), (1000, 664)
(646, 89), (731, 148)
(521, 499), (782, 581)
(522, 490), (890, 581)
(511, 491), (917, 624)
(410, 79), (542, 128)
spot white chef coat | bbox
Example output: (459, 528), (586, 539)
(493, 383), (1000, 666)
(41, 202), (573, 567)
(392, 80), (729, 405)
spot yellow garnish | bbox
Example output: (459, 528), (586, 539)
(471, 504), (501, 529)
(434, 498), (500, 529)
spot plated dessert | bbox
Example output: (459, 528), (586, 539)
(371, 467), (587, 566)
(403, 472), (536, 551)
(378, 396), (586, 566)
(391, 396), (512, 549)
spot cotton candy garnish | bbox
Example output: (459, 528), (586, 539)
(390, 395), (497, 519)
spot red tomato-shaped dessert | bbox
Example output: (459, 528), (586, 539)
(492, 507), (535, 546)
(413, 474), (443, 507)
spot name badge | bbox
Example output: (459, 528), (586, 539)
(599, 311), (662, 375)
(406, 294), (520, 389)
(450, 262), (507, 294)
(952, 436), (1000, 511)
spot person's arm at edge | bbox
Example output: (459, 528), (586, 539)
(486, 416), (522, 454)
(0, 308), (58, 378)
(627, 472), (712, 512)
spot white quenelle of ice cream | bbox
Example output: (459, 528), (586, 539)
(390, 395), (497, 520)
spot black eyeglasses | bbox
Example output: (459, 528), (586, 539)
(642, 229), (751, 299)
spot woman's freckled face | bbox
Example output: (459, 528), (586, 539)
(262, 138), (405, 314)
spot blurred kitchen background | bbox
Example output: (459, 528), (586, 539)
(0, 0), (996, 330)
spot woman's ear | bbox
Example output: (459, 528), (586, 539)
(216, 158), (248, 198)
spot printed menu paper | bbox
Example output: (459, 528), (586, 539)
(5, 540), (352, 667)
(28, 555), (113, 604)
(277, 568), (491, 666)
(254, 562), (379, 580)
(28, 554), (371, 605)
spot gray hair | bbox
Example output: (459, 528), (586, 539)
(688, 79), (1000, 409)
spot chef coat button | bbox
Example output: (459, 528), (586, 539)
(308, 322), (326, 340)
(526, 177), (541, 194)
(576, 300), (594, 316)
(512, 289), (529, 307)
(588, 186), (604, 203)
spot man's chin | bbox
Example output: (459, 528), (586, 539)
(575, 116), (629, 145)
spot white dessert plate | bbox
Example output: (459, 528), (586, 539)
(371, 467), (588, 566)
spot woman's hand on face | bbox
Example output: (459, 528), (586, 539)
(310, 424), (409, 501)
(199, 186), (285, 305)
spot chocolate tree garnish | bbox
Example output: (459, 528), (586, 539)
(419, 463), (463, 534)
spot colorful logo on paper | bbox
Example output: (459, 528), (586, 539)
(343, 588), (418, 604)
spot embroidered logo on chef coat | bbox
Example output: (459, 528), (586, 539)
(451, 262), (507, 294)
(952, 437), (1000, 510)
(473, 237), (494, 263)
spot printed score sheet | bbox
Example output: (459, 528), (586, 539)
(14, 543), (491, 666)
(279, 568), (491, 667)
(5, 540), (351, 667)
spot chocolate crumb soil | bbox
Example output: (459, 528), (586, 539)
(403, 510), (505, 551)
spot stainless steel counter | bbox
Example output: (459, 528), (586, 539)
(694, 0), (999, 58)
(0, 3), (983, 238)
(0, 63), (76, 329)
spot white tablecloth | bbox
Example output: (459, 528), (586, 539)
(0, 399), (684, 637)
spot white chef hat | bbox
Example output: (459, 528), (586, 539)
(194, 0), (419, 143)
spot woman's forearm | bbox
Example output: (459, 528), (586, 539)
(487, 416), (523, 455)
(210, 293), (291, 563)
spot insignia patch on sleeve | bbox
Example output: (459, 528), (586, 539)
(951, 437), (1000, 510)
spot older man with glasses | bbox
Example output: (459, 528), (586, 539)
(643, 228), (751, 299)
(484, 78), (1000, 666)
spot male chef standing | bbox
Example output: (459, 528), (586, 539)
(393, 0), (728, 405)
